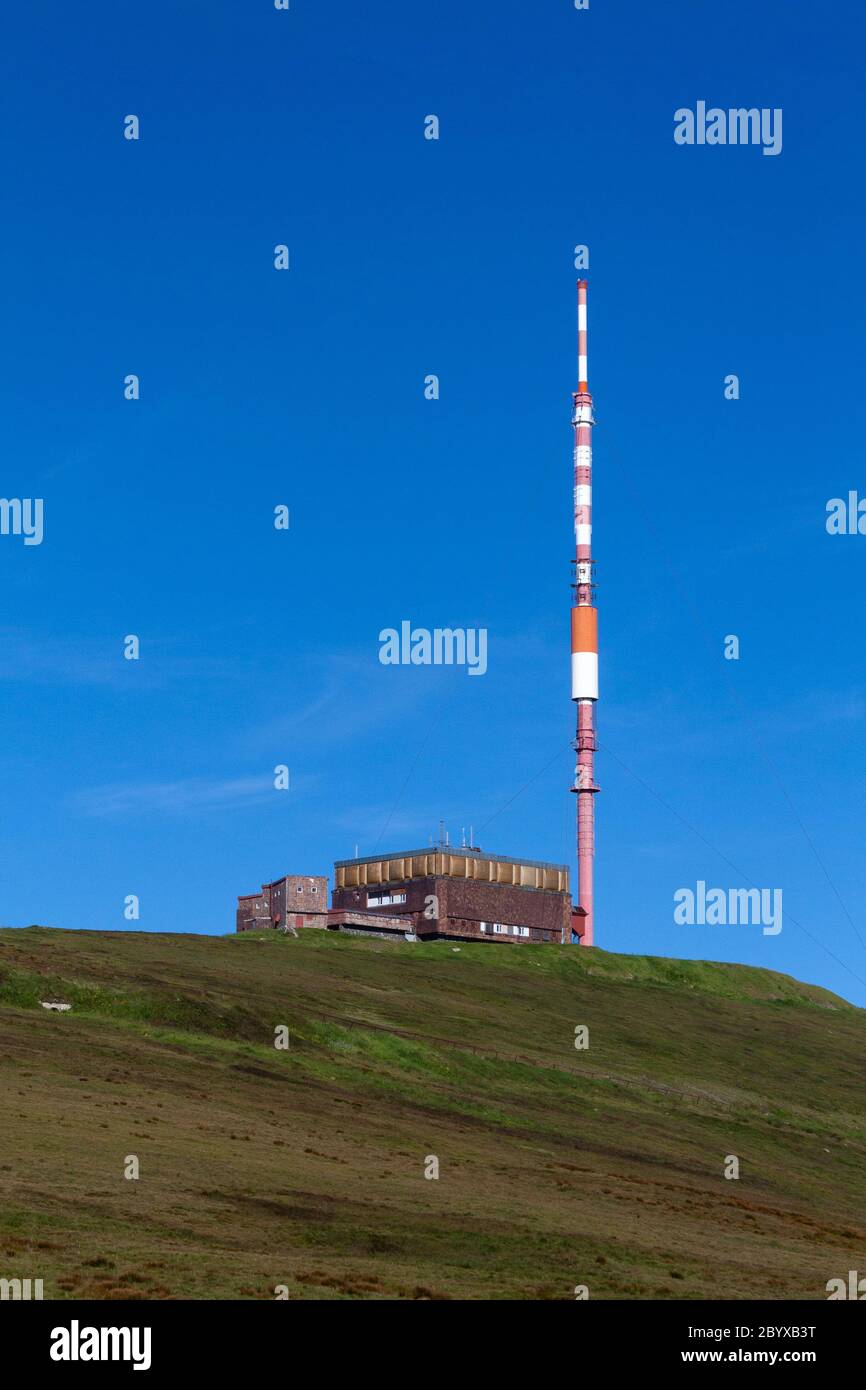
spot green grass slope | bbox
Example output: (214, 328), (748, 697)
(1, 925), (863, 1300)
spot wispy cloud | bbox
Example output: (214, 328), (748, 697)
(0, 627), (124, 687)
(605, 689), (866, 754)
(71, 773), (280, 818)
(241, 648), (451, 753)
(0, 627), (242, 690)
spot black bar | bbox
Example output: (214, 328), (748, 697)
(3, 1298), (860, 1375)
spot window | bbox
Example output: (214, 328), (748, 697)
(489, 922), (531, 937)
(367, 892), (407, 908)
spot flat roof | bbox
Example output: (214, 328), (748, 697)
(334, 847), (568, 873)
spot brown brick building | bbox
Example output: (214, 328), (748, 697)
(332, 847), (579, 944)
(238, 848), (585, 945)
(236, 874), (328, 933)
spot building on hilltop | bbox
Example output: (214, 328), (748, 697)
(333, 847), (577, 944)
(237, 847), (586, 945)
(236, 874), (328, 933)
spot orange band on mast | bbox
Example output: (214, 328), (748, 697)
(571, 606), (598, 653)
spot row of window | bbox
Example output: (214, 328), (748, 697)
(479, 922), (530, 937)
(367, 892), (407, 907)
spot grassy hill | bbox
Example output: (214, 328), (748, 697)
(1, 925), (863, 1300)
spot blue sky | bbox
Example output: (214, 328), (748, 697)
(2, 1), (866, 1003)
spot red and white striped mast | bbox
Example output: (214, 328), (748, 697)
(570, 278), (598, 945)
